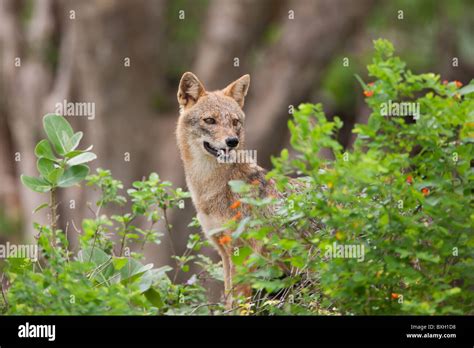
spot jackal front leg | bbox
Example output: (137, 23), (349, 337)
(213, 236), (233, 310)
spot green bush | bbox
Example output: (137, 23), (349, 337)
(229, 39), (473, 315)
(4, 114), (222, 315)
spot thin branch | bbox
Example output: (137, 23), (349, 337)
(162, 207), (176, 256)
(189, 302), (221, 315)
(0, 273), (9, 311)
(50, 188), (57, 246)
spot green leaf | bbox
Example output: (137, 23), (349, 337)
(444, 287), (461, 297)
(67, 152), (97, 166)
(6, 257), (32, 275)
(49, 168), (64, 185)
(416, 252), (440, 263)
(58, 165), (89, 187)
(138, 266), (172, 292)
(64, 145), (93, 160)
(37, 158), (63, 184)
(68, 131), (83, 151)
(77, 247), (114, 283)
(65, 150), (82, 159)
(20, 175), (52, 193)
(43, 114), (74, 155)
(112, 257), (128, 271)
(231, 245), (252, 266)
(289, 255), (305, 268)
(279, 239), (298, 250)
(144, 288), (164, 308)
(207, 226), (227, 236)
(78, 247), (110, 265)
(228, 180), (251, 194)
(34, 140), (57, 161)
(458, 84), (474, 96)
(37, 158), (55, 179)
(232, 217), (251, 239)
(120, 259), (154, 285)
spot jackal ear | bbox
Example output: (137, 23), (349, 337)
(177, 72), (206, 109)
(223, 74), (250, 108)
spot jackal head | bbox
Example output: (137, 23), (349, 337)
(176, 72), (250, 162)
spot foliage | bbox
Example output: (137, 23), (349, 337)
(21, 114), (96, 193)
(229, 39), (474, 315)
(4, 114), (223, 315)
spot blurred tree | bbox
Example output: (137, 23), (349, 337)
(1, 0), (57, 240)
(193, 0), (284, 89)
(0, 0), (472, 279)
(244, 0), (375, 167)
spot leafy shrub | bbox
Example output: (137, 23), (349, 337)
(3, 114), (223, 315)
(229, 39), (473, 315)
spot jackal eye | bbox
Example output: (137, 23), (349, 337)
(204, 118), (216, 125)
(232, 119), (240, 127)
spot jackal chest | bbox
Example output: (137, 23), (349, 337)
(186, 181), (231, 233)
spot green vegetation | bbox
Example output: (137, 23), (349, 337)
(2, 40), (473, 315)
(5, 113), (219, 315)
(230, 39), (473, 315)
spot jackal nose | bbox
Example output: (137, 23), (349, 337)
(226, 137), (239, 148)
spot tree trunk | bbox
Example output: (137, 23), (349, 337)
(0, 0), (57, 241)
(244, 0), (375, 167)
(194, 0), (283, 90)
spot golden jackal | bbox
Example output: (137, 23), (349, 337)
(176, 72), (278, 307)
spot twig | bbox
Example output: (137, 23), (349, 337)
(89, 228), (100, 263)
(88, 203), (103, 262)
(50, 188), (57, 246)
(0, 274), (9, 310)
(162, 207), (176, 256)
(118, 215), (135, 256)
(87, 257), (113, 280)
(71, 219), (81, 234)
(162, 206), (183, 284)
(93, 272), (122, 288)
(140, 220), (156, 252)
(64, 221), (70, 262)
(189, 303), (221, 315)
(172, 235), (195, 283)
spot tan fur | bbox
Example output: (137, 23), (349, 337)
(176, 72), (276, 309)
